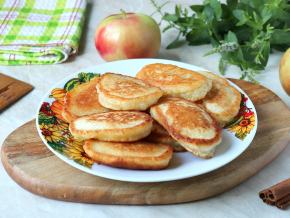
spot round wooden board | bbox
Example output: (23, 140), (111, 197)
(1, 79), (290, 205)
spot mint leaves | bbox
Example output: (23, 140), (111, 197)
(151, 0), (290, 83)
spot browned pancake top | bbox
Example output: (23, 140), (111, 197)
(163, 98), (212, 131)
(151, 97), (222, 146)
(87, 140), (170, 157)
(85, 111), (152, 125)
(196, 71), (242, 124)
(70, 79), (101, 112)
(98, 73), (161, 98)
(136, 63), (206, 89)
(203, 81), (241, 117)
(65, 77), (108, 116)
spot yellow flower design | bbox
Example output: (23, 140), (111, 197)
(229, 114), (255, 134)
(66, 134), (84, 147)
(55, 119), (69, 131)
(63, 144), (94, 165)
(39, 123), (62, 142)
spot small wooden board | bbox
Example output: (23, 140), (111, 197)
(0, 73), (33, 110)
(1, 79), (290, 205)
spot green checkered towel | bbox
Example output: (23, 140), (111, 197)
(0, 0), (87, 65)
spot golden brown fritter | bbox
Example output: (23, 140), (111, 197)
(150, 97), (222, 158)
(62, 77), (110, 123)
(196, 71), (241, 127)
(136, 63), (212, 101)
(69, 111), (153, 141)
(97, 73), (163, 110)
(83, 139), (173, 170)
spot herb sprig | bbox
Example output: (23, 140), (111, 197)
(151, 0), (290, 83)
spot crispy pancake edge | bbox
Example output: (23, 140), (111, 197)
(83, 140), (173, 170)
(168, 78), (212, 101)
(146, 133), (187, 152)
(69, 111), (153, 141)
(150, 98), (222, 147)
(196, 70), (229, 85)
(204, 85), (242, 126)
(196, 70), (242, 126)
(62, 107), (78, 123)
(97, 72), (163, 101)
(62, 77), (109, 123)
(145, 121), (187, 152)
(136, 63), (209, 95)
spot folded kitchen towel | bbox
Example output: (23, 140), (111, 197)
(0, 0), (87, 65)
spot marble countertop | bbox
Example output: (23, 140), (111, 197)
(1, 0), (290, 217)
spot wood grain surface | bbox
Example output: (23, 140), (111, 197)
(0, 73), (33, 110)
(1, 79), (290, 205)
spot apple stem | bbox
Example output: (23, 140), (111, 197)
(120, 9), (127, 19)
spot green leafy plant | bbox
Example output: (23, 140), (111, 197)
(151, 0), (290, 83)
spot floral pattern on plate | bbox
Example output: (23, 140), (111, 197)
(38, 72), (100, 169)
(224, 94), (256, 140)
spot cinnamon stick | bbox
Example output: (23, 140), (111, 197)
(259, 189), (271, 200)
(259, 178), (290, 210)
(264, 199), (275, 206)
(276, 194), (290, 210)
(259, 189), (275, 205)
(268, 178), (290, 202)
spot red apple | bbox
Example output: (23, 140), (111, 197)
(95, 9), (161, 62)
(279, 48), (290, 96)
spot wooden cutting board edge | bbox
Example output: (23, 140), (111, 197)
(1, 79), (290, 205)
(2, 121), (290, 205)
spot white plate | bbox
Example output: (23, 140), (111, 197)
(36, 59), (258, 182)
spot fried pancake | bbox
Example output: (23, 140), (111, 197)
(146, 121), (186, 152)
(69, 111), (153, 141)
(196, 71), (241, 127)
(96, 73), (163, 110)
(136, 63), (212, 101)
(62, 77), (110, 123)
(83, 139), (173, 170)
(150, 97), (222, 158)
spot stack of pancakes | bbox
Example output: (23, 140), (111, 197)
(63, 63), (241, 170)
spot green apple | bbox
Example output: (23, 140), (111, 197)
(279, 48), (290, 96)
(95, 9), (161, 62)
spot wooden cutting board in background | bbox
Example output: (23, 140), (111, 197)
(0, 73), (33, 110)
(1, 79), (290, 205)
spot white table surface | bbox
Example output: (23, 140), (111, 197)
(1, 0), (290, 217)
